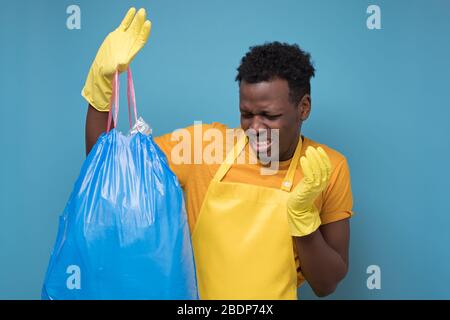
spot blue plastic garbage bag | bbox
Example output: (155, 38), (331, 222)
(42, 70), (198, 299)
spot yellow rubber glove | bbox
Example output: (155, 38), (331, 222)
(81, 8), (151, 112)
(287, 146), (332, 237)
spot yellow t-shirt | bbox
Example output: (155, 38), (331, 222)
(154, 122), (353, 286)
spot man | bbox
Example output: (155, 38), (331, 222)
(83, 8), (353, 299)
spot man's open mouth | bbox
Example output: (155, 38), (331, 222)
(250, 139), (273, 153)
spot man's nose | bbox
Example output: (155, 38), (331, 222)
(249, 116), (268, 133)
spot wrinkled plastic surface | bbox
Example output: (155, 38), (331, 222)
(41, 125), (198, 299)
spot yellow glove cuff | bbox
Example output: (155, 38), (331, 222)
(81, 62), (113, 112)
(287, 205), (321, 237)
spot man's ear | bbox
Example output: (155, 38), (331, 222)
(298, 94), (311, 121)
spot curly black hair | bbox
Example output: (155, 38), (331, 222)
(236, 41), (315, 105)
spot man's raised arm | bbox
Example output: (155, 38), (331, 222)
(81, 8), (151, 155)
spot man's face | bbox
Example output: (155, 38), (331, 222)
(239, 78), (310, 161)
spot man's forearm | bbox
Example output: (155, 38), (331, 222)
(295, 228), (348, 297)
(85, 104), (111, 156)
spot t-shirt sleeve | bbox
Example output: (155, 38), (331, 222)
(153, 122), (228, 188)
(320, 157), (354, 224)
(153, 127), (195, 188)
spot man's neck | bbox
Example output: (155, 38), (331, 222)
(279, 135), (302, 161)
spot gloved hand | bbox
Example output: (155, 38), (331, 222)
(287, 146), (332, 237)
(82, 8), (151, 112)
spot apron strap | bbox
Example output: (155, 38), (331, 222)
(280, 136), (303, 192)
(213, 134), (248, 182)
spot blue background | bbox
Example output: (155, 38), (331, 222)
(1, 0), (449, 299)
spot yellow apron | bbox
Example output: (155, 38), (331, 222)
(192, 136), (303, 299)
